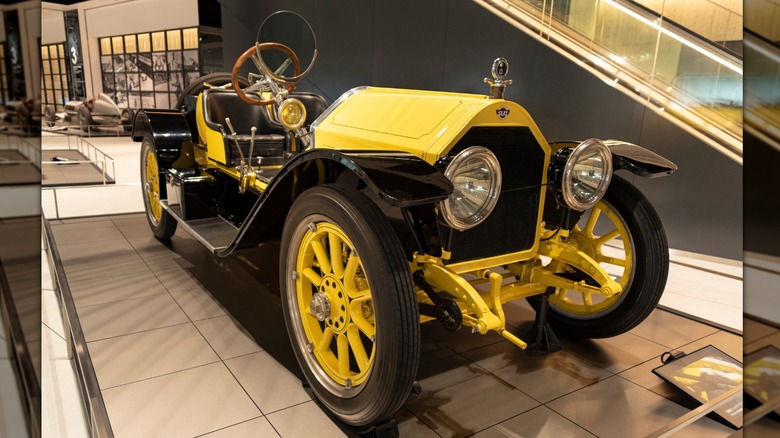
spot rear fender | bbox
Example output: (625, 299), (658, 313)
(220, 150), (453, 254)
(132, 109), (193, 168)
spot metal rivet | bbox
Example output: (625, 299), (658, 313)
(370, 335), (376, 342)
(345, 378), (352, 390)
(306, 343), (314, 353)
(307, 222), (317, 232)
(291, 271), (299, 280)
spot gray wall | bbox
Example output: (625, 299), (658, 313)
(220, 0), (742, 260)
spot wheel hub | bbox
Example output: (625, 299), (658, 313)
(309, 292), (330, 321)
(319, 274), (350, 334)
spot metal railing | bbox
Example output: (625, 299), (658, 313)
(42, 135), (117, 186)
(476, 0), (743, 163)
(0, 133), (41, 166)
(41, 215), (114, 437)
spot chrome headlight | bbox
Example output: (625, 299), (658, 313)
(441, 146), (502, 231)
(561, 138), (612, 211)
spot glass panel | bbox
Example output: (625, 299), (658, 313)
(183, 28), (199, 49)
(166, 30), (182, 51)
(152, 31), (166, 51)
(100, 38), (112, 55)
(60, 59), (66, 72)
(42, 61), (50, 74)
(112, 36), (124, 54)
(183, 50), (199, 71)
(153, 53), (166, 71)
(137, 33), (152, 52)
(58, 44), (65, 58)
(124, 35), (137, 53)
(101, 55), (113, 73)
(51, 61), (59, 74)
(41, 46), (49, 59)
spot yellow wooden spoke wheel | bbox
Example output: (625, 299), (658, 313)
(280, 185), (419, 426)
(533, 176), (669, 338)
(140, 135), (177, 239)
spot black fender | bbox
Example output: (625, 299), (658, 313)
(131, 109), (192, 168)
(549, 140), (677, 178)
(218, 149), (453, 255)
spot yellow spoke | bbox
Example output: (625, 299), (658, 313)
(347, 325), (370, 373)
(310, 238), (332, 274)
(348, 288), (370, 300)
(302, 267), (323, 287)
(329, 233), (345, 279)
(343, 253), (360, 290)
(337, 333), (349, 375)
(581, 292), (593, 306)
(349, 299), (375, 339)
(596, 253), (626, 267)
(584, 207), (602, 237)
(318, 327), (334, 352)
(595, 229), (621, 247)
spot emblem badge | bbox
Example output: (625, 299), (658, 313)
(496, 105), (510, 120)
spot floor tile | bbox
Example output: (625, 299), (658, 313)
(49, 222), (124, 245)
(199, 417), (279, 437)
(629, 308), (720, 349)
(395, 407), (440, 438)
(125, 235), (193, 271)
(472, 406), (596, 438)
(195, 315), (263, 360)
(89, 323), (220, 389)
(67, 269), (168, 308)
(547, 376), (735, 438)
(744, 416), (780, 437)
(743, 317), (779, 344)
(421, 321), (507, 353)
(405, 373), (539, 438)
(102, 362), (260, 438)
(416, 353), (490, 394)
(56, 239), (149, 281)
(169, 287), (227, 321)
(680, 330), (743, 361)
(463, 341), (612, 403)
(562, 332), (669, 374)
(41, 288), (66, 340)
(41, 325), (89, 438)
(224, 351), (311, 414)
(745, 331), (780, 356)
(114, 220), (156, 239)
(265, 401), (345, 438)
(154, 266), (211, 292)
(418, 331), (459, 364)
(78, 293), (190, 342)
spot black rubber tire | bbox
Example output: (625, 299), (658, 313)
(43, 105), (56, 127)
(120, 108), (134, 131)
(529, 175), (669, 338)
(280, 185), (420, 426)
(140, 135), (177, 240)
(76, 105), (93, 132)
(174, 72), (250, 110)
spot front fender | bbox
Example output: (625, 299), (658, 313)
(605, 140), (677, 178)
(219, 150), (453, 255)
(132, 109), (192, 168)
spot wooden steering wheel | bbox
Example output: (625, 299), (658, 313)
(231, 42), (301, 106)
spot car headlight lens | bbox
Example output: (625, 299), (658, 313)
(441, 146), (502, 231)
(562, 138), (612, 211)
(278, 98), (307, 130)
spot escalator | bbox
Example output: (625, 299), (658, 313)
(476, 0), (743, 162)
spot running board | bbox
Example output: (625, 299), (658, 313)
(162, 201), (238, 253)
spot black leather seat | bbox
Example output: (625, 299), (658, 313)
(202, 89), (288, 165)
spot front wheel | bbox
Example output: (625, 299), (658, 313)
(140, 135), (177, 240)
(280, 185), (419, 426)
(530, 175), (669, 338)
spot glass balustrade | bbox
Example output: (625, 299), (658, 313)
(481, 0), (743, 159)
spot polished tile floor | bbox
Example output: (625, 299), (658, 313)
(43, 213), (749, 438)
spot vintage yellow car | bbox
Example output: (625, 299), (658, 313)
(133, 11), (676, 427)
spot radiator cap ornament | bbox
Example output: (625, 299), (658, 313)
(485, 57), (512, 99)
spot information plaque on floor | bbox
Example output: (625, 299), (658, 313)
(745, 344), (780, 419)
(653, 344), (743, 429)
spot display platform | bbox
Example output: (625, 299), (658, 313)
(42, 150), (115, 186)
(47, 213), (744, 437)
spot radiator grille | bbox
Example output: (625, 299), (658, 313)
(444, 127), (546, 264)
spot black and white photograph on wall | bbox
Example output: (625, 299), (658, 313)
(103, 74), (115, 92)
(101, 55), (113, 73)
(154, 92), (168, 108)
(140, 72), (153, 91)
(153, 72), (167, 91)
(137, 53), (152, 75)
(183, 50), (199, 71)
(115, 73), (127, 91)
(169, 71), (183, 96)
(167, 51), (183, 71)
(141, 93), (154, 108)
(113, 55), (126, 72)
(152, 53), (166, 71)
(128, 74), (140, 92)
(125, 54), (139, 72)
(185, 72), (200, 87)
(115, 91), (128, 107)
(129, 93), (141, 109)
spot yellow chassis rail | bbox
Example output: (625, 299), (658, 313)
(411, 232), (622, 349)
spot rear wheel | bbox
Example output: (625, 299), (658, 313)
(280, 185), (419, 426)
(76, 106), (93, 132)
(530, 176), (669, 338)
(140, 135), (177, 240)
